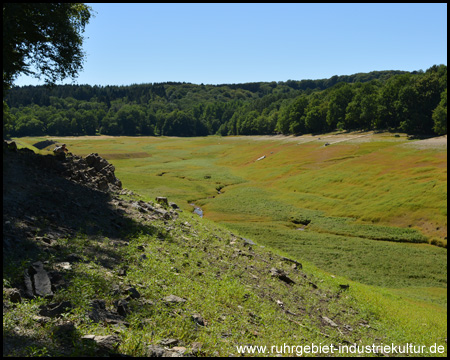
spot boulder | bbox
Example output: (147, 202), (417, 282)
(24, 261), (54, 298)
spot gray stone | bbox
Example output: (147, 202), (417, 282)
(158, 338), (179, 347)
(243, 237), (256, 246)
(24, 261), (53, 298)
(147, 344), (166, 357)
(322, 316), (338, 327)
(4, 288), (21, 303)
(82, 334), (121, 354)
(163, 295), (187, 304)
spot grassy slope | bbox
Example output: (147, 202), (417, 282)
(3, 192), (447, 357)
(12, 133), (447, 355)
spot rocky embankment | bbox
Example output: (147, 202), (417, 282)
(3, 141), (182, 355)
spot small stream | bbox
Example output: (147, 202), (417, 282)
(189, 203), (203, 218)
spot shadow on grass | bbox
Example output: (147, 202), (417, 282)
(3, 147), (159, 286)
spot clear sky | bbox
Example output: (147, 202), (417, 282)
(13, 3), (447, 87)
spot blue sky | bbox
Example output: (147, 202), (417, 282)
(13, 3), (447, 87)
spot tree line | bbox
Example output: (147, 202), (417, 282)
(3, 65), (447, 138)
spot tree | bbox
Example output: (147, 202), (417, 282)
(432, 89), (447, 135)
(377, 74), (411, 129)
(345, 82), (379, 130)
(276, 96), (308, 134)
(3, 3), (93, 97)
(305, 102), (328, 133)
(326, 83), (354, 129)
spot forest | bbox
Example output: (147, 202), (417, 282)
(3, 65), (447, 138)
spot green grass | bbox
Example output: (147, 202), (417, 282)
(1, 211), (384, 356)
(4, 209), (447, 356)
(12, 133), (446, 341)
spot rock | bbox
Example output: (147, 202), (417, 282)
(191, 342), (202, 355)
(154, 208), (171, 220)
(172, 346), (187, 355)
(132, 202), (147, 213)
(39, 300), (72, 318)
(169, 202), (179, 210)
(147, 344), (185, 357)
(158, 338), (179, 347)
(4, 288), (21, 303)
(88, 299), (125, 323)
(344, 324), (353, 332)
(156, 197), (169, 207)
(163, 295), (187, 304)
(243, 237), (256, 246)
(117, 268), (127, 276)
(191, 313), (206, 326)
(124, 286), (140, 300)
(32, 315), (51, 324)
(54, 262), (72, 270)
(66, 153), (122, 191)
(281, 257), (302, 269)
(147, 344), (166, 357)
(52, 321), (77, 345)
(81, 334), (121, 355)
(24, 261), (54, 298)
(269, 267), (296, 285)
(322, 316), (338, 327)
(4, 140), (17, 152)
(115, 299), (130, 317)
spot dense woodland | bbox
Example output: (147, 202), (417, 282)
(3, 65), (447, 138)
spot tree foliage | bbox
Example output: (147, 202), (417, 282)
(4, 66), (447, 139)
(3, 3), (93, 97)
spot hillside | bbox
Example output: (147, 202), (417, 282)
(3, 140), (447, 357)
(4, 65), (447, 138)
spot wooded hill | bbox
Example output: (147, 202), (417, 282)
(4, 65), (447, 138)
